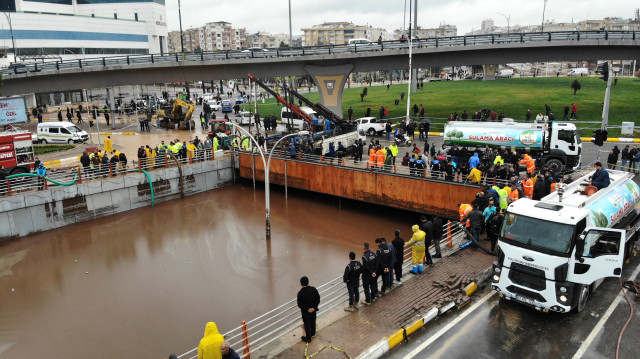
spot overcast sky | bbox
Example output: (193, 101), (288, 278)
(165, 0), (637, 35)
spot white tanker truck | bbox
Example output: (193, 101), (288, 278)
(444, 121), (582, 173)
(491, 169), (640, 313)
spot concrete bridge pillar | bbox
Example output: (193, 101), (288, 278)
(303, 64), (354, 117)
(482, 64), (498, 81)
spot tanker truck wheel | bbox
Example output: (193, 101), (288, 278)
(575, 284), (590, 313)
(546, 159), (564, 173)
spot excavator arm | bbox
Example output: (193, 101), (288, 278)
(248, 73), (315, 131)
(172, 98), (195, 121)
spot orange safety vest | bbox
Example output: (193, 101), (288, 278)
(369, 148), (376, 165)
(522, 179), (534, 199)
(509, 188), (519, 201)
(519, 154), (535, 173)
(459, 204), (471, 227)
(551, 182), (558, 193)
(376, 149), (385, 167)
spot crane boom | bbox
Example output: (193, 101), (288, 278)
(285, 86), (344, 126)
(247, 73), (314, 131)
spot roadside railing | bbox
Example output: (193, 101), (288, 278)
(3, 30), (637, 76)
(177, 220), (469, 359)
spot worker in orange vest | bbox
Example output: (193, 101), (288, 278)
(521, 172), (534, 199)
(368, 147), (376, 168)
(519, 153), (535, 174)
(550, 175), (563, 193)
(509, 186), (520, 201)
(375, 146), (386, 168)
(458, 203), (472, 228)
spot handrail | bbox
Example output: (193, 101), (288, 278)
(3, 30), (637, 76)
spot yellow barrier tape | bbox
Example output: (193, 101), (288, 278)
(304, 343), (351, 359)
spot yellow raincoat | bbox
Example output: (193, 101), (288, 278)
(406, 224), (426, 265)
(104, 137), (113, 153)
(197, 322), (224, 359)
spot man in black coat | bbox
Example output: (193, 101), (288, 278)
(297, 276), (320, 343)
(375, 238), (394, 294)
(391, 230), (405, 282)
(361, 243), (378, 305)
(419, 215), (434, 265)
(343, 252), (362, 312)
(432, 215), (444, 258)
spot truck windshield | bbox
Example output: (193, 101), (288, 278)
(501, 213), (575, 255)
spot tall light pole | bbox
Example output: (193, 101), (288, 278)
(541, 0), (548, 32)
(497, 13), (510, 34)
(288, 0), (292, 46)
(229, 122), (308, 240)
(2, 8), (17, 62)
(178, 0), (185, 52)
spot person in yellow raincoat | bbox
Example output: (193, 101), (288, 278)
(406, 224), (426, 274)
(197, 321), (224, 359)
(187, 141), (198, 161)
(103, 136), (113, 153)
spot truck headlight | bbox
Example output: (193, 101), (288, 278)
(559, 295), (568, 303)
(494, 267), (501, 274)
(559, 286), (567, 293)
(493, 275), (500, 281)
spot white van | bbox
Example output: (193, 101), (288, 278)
(348, 38), (376, 51)
(497, 69), (514, 78)
(568, 68), (588, 77)
(37, 122), (89, 144)
(280, 106), (324, 131)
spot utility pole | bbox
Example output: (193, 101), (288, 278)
(541, 0), (548, 32)
(178, 0), (185, 52)
(601, 65), (613, 131)
(288, 0), (292, 45)
(412, 0), (418, 93)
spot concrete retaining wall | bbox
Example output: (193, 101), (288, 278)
(0, 158), (233, 239)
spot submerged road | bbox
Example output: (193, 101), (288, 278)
(387, 251), (640, 359)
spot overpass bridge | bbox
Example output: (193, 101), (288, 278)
(2, 30), (639, 115)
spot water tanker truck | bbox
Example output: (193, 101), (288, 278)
(444, 121), (581, 173)
(491, 169), (640, 313)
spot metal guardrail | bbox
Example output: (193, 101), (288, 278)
(177, 220), (469, 359)
(2, 30), (637, 76)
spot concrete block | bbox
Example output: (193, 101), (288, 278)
(201, 160), (218, 172)
(29, 206), (51, 232)
(50, 186), (78, 202)
(124, 173), (144, 187)
(464, 282), (478, 297)
(8, 208), (35, 237)
(129, 187), (151, 210)
(163, 167), (180, 180)
(83, 180), (103, 195)
(387, 328), (405, 349)
(439, 301), (455, 315)
(422, 307), (439, 324)
(86, 192), (115, 217)
(218, 169), (233, 184)
(356, 339), (389, 359)
(23, 191), (51, 207)
(204, 171), (220, 190)
(0, 195), (26, 212)
(100, 176), (125, 191)
(405, 318), (424, 336)
(109, 189), (132, 212)
(0, 212), (12, 237)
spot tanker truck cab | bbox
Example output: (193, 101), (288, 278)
(544, 121), (582, 172)
(492, 170), (639, 313)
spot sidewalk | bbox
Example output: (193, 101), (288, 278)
(270, 247), (494, 359)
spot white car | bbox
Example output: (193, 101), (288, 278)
(236, 111), (252, 125)
(207, 100), (221, 111)
(355, 117), (386, 136)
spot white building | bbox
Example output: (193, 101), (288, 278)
(0, 0), (167, 62)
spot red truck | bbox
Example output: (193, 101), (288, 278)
(0, 130), (35, 174)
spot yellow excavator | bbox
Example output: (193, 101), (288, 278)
(157, 98), (196, 130)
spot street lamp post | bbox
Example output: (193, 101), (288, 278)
(228, 122), (308, 240)
(178, 0), (185, 53)
(541, 0), (548, 32)
(497, 13), (510, 34)
(2, 8), (17, 62)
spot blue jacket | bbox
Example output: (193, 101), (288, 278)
(36, 165), (46, 177)
(591, 169), (610, 189)
(469, 153), (480, 169)
(288, 144), (296, 156)
(329, 143), (336, 157)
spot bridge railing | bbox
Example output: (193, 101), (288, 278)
(176, 220), (469, 359)
(3, 30), (636, 76)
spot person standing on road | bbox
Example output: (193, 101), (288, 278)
(375, 238), (394, 294)
(104, 136), (113, 153)
(389, 142), (398, 165)
(297, 276), (320, 343)
(392, 230), (405, 282)
(385, 121), (392, 140)
(629, 145), (638, 173)
(419, 215), (434, 266)
(461, 204), (484, 246)
(354, 139), (363, 163)
(406, 225), (426, 274)
(431, 215), (443, 258)
(66, 110), (73, 123)
(57, 109), (63, 122)
(570, 103), (578, 120)
(343, 251), (362, 312)
(621, 145), (629, 170)
(486, 212), (504, 252)
(347, 106), (353, 121)
(361, 243), (378, 305)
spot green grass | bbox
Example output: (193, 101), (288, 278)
(252, 77), (640, 138)
(34, 144), (75, 154)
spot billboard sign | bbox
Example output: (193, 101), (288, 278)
(0, 97), (28, 126)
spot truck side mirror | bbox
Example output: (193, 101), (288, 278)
(575, 234), (585, 263)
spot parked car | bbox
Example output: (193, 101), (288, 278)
(207, 99), (221, 111)
(235, 111), (252, 125)
(355, 117), (386, 136)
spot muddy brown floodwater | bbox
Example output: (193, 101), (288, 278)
(0, 184), (417, 358)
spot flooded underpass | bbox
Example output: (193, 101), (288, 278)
(0, 183), (420, 358)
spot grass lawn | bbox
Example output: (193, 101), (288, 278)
(251, 77), (640, 138)
(34, 144), (75, 154)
